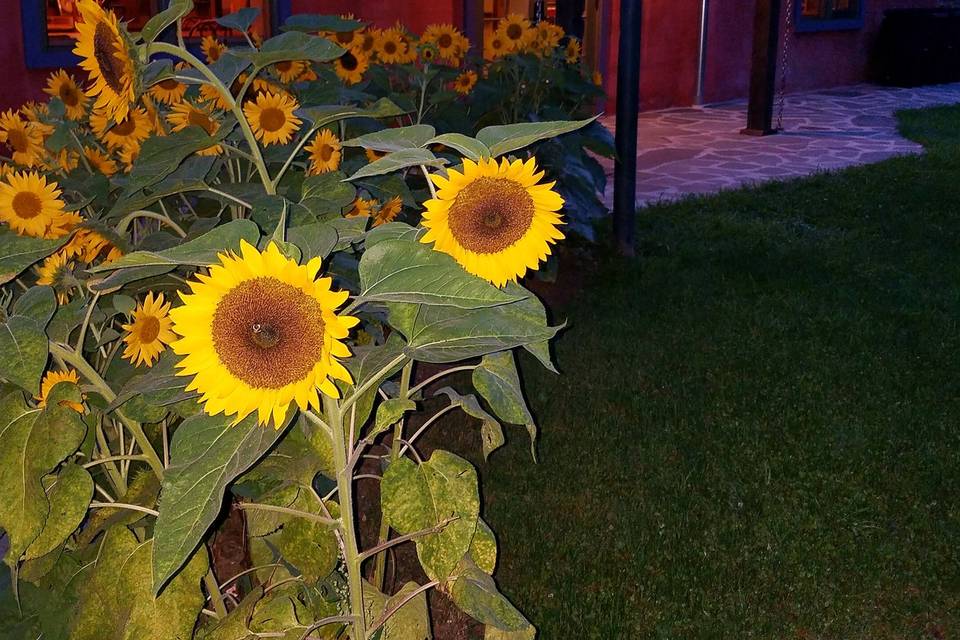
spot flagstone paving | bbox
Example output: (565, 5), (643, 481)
(599, 82), (960, 207)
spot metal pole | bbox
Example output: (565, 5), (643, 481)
(613, 0), (641, 256)
(463, 0), (483, 55)
(694, 0), (710, 105)
(742, 0), (781, 136)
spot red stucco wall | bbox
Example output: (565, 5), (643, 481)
(0, 0), (57, 112)
(289, 0), (460, 34)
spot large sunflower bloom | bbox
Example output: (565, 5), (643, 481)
(496, 14), (532, 52)
(36, 369), (83, 411)
(357, 29), (379, 58)
(44, 70), (88, 119)
(167, 101), (222, 156)
(333, 48), (369, 85)
(454, 70), (478, 95)
(274, 60), (307, 84)
(90, 107), (152, 149)
(73, 0), (136, 122)
(484, 34), (507, 61)
(0, 111), (44, 168)
(422, 24), (462, 62)
(170, 240), (358, 427)
(420, 157), (565, 287)
(305, 129), (341, 175)
(375, 28), (408, 64)
(201, 35), (226, 64)
(149, 72), (187, 105)
(0, 171), (68, 238)
(243, 92), (301, 146)
(122, 292), (176, 367)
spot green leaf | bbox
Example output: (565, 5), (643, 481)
(235, 413), (334, 496)
(216, 7), (260, 32)
(109, 352), (197, 412)
(347, 149), (446, 181)
(473, 351), (538, 456)
(470, 519), (498, 574)
(476, 116), (599, 157)
(358, 238), (523, 309)
(344, 125), (436, 152)
(13, 286), (57, 328)
(0, 315), (48, 395)
(383, 581), (431, 639)
(88, 265), (175, 293)
(198, 586), (264, 640)
(70, 526), (208, 640)
(287, 222), (338, 262)
(387, 284), (561, 364)
(140, 0), (193, 42)
(108, 156), (215, 219)
(372, 398), (416, 439)
(90, 219), (259, 272)
(282, 14), (364, 33)
(381, 451), (480, 581)
(364, 221), (422, 249)
(152, 412), (289, 593)
(300, 171), (356, 218)
(237, 32), (344, 67)
(125, 127), (219, 194)
(297, 97), (407, 128)
(0, 385), (86, 564)
(426, 133), (491, 161)
(46, 297), (86, 343)
(274, 492), (339, 582)
(0, 229), (66, 285)
(435, 387), (504, 461)
(343, 335), (407, 430)
(24, 462), (93, 560)
(448, 559), (533, 634)
(180, 53), (250, 88)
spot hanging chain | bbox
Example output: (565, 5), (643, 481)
(776, 0), (795, 131)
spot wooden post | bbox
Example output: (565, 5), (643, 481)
(463, 0), (484, 56)
(613, 0), (641, 256)
(742, 0), (781, 136)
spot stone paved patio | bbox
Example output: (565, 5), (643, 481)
(600, 82), (960, 208)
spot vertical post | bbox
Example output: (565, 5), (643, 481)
(463, 0), (483, 57)
(557, 0), (587, 39)
(742, 0), (781, 136)
(613, 0), (641, 256)
(694, 0), (710, 105)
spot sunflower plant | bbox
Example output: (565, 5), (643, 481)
(0, 3), (594, 639)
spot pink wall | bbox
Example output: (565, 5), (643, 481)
(1, 0), (56, 113)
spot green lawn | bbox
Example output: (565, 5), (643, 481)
(478, 106), (960, 638)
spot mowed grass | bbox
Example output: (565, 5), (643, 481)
(476, 106), (960, 639)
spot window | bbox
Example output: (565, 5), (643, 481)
(796, 0), (865, 32)
(22, 0), (291, 69)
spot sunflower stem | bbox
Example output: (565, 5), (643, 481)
(271, 123), (320, 190)
(420, 165), (437, 199)
(116, 210), (187, 238)
(204, 568), (228, 619)
(339, 354), (409, 416)
(324, 395), (368, 639)
(74, 292), (100, 355)
(147, 42), (275, 195)
(49, 342), (165, 480)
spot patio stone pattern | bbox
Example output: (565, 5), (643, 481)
(599, 82), (960, 208)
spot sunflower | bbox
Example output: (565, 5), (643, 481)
(333, 48), (370, 85)
(122, 292), (175, 367)
(201, 35), (226, 64)
(149, 73), (187, 105)
(374, 196), (403, 227)
(117, 143), (139, 172)
(329, 28), (359, 49)
(243, 92), (301, 146)
(73, 0), (136, 122)
(36, 369), (83, 412)
(0, 171), (67, 238)
(365, 148), (386, 163)
(535, 22), (564, 53)
(375, 28), (407, 64)
(63, 227), (122, 263)
(83, 146), (117, 177)
(484, 34), (507, 60)
(50, 148), (80, 173)
(357, 28), (379, 58)
(418, 42), (439, 64)
(90, 107), (152, 149)
(422, 24), (462, 62)
(44, 70), (88, 119)
(297, 66), (319, 82)
(345, 197), (376, 219)
(565, 38), (582, 64)
(454, 70), (478, 95)
(420, 157), (564, 287)
(167, 101), (222, 156)
(497, 14), (532, 51)
(305, 129), (341, 175)
(0, 111), (44, 167)
(397, 31), (419, 64)
(35, 251), (75, 304)
(274, 60), (307, 84)
(170, 240), (358, 427)
(199, 83), (233, 111)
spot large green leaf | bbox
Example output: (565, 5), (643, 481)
(383, 581), (431, 639)
(0, 384), (86, 564)
(125, 127), (219, 193)
(109, 352), (197, 412)
(237, 31), (344, 67)
(358, 238), (523, 309)
(435, 387), (504, 461)
(448, 559), (533, 635)
(70, 526), (208, 640)
(90, 219), (259, 271)
(273, 492), (339, 582)
(300, 171), (356, 218)
(0, 229), (66, 285)
(425, 133), (491, 161)
(475, 116), (598, 157)
(387, 284), (561, 364)
(152, 412), (289, 592)
(473, 351), (538, 458)
(381, 451), (480, 581)
(297, 98), (407, 128)
(342, 335), (407, 430)
(216, 7), (259, 32)
(347, 149), (446, 181)
(344, 125), (436, 153)
(13, 286), (56, 327)
(108, 156), (215, 219)
(282, 13), (363, 32)
(288, 222), (338, 261)
(140, 0), (193, 42)
(24, 462), (93, 560)
(198, 586), (264, 640)
(0, 315), (48, 395)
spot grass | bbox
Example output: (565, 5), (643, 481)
(473, 106), (960, 639)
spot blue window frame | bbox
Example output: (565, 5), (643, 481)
(21, 0), (292, 69)
(796, 0), (865, 32)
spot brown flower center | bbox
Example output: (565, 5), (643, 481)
(340, 51), (358, 72)
(187, 109), (216, 134)
(12, 191), (42, 219)
(335, 31), (355, 45)
(259, 107), (286, 132)
(59, 83), (80, 106)
(383, 41), (397, 55)
(212, 277), (326, 389)
(111, 115), (136, 136)
(362, 33), (375, 51)
(319, 144), (333, 162)
(6, 128), (28, 153)
(138, 316), (160, 343)
(506, 24), (523, 40)
(159, 78), (180, 90)
(438, 33), (453, 49)
(208, 44), (222, 62)
(276, 60), (292, 73)
(447, 177), (535, 254)
(93, 22), (128, 94)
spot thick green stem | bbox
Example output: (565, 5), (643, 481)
(204, 569), (228, 618)
(116, 210), (187, 238)
(372, 361), (413, 590)
(50, 342), (165, 480)
(324, 397), (367, 639)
